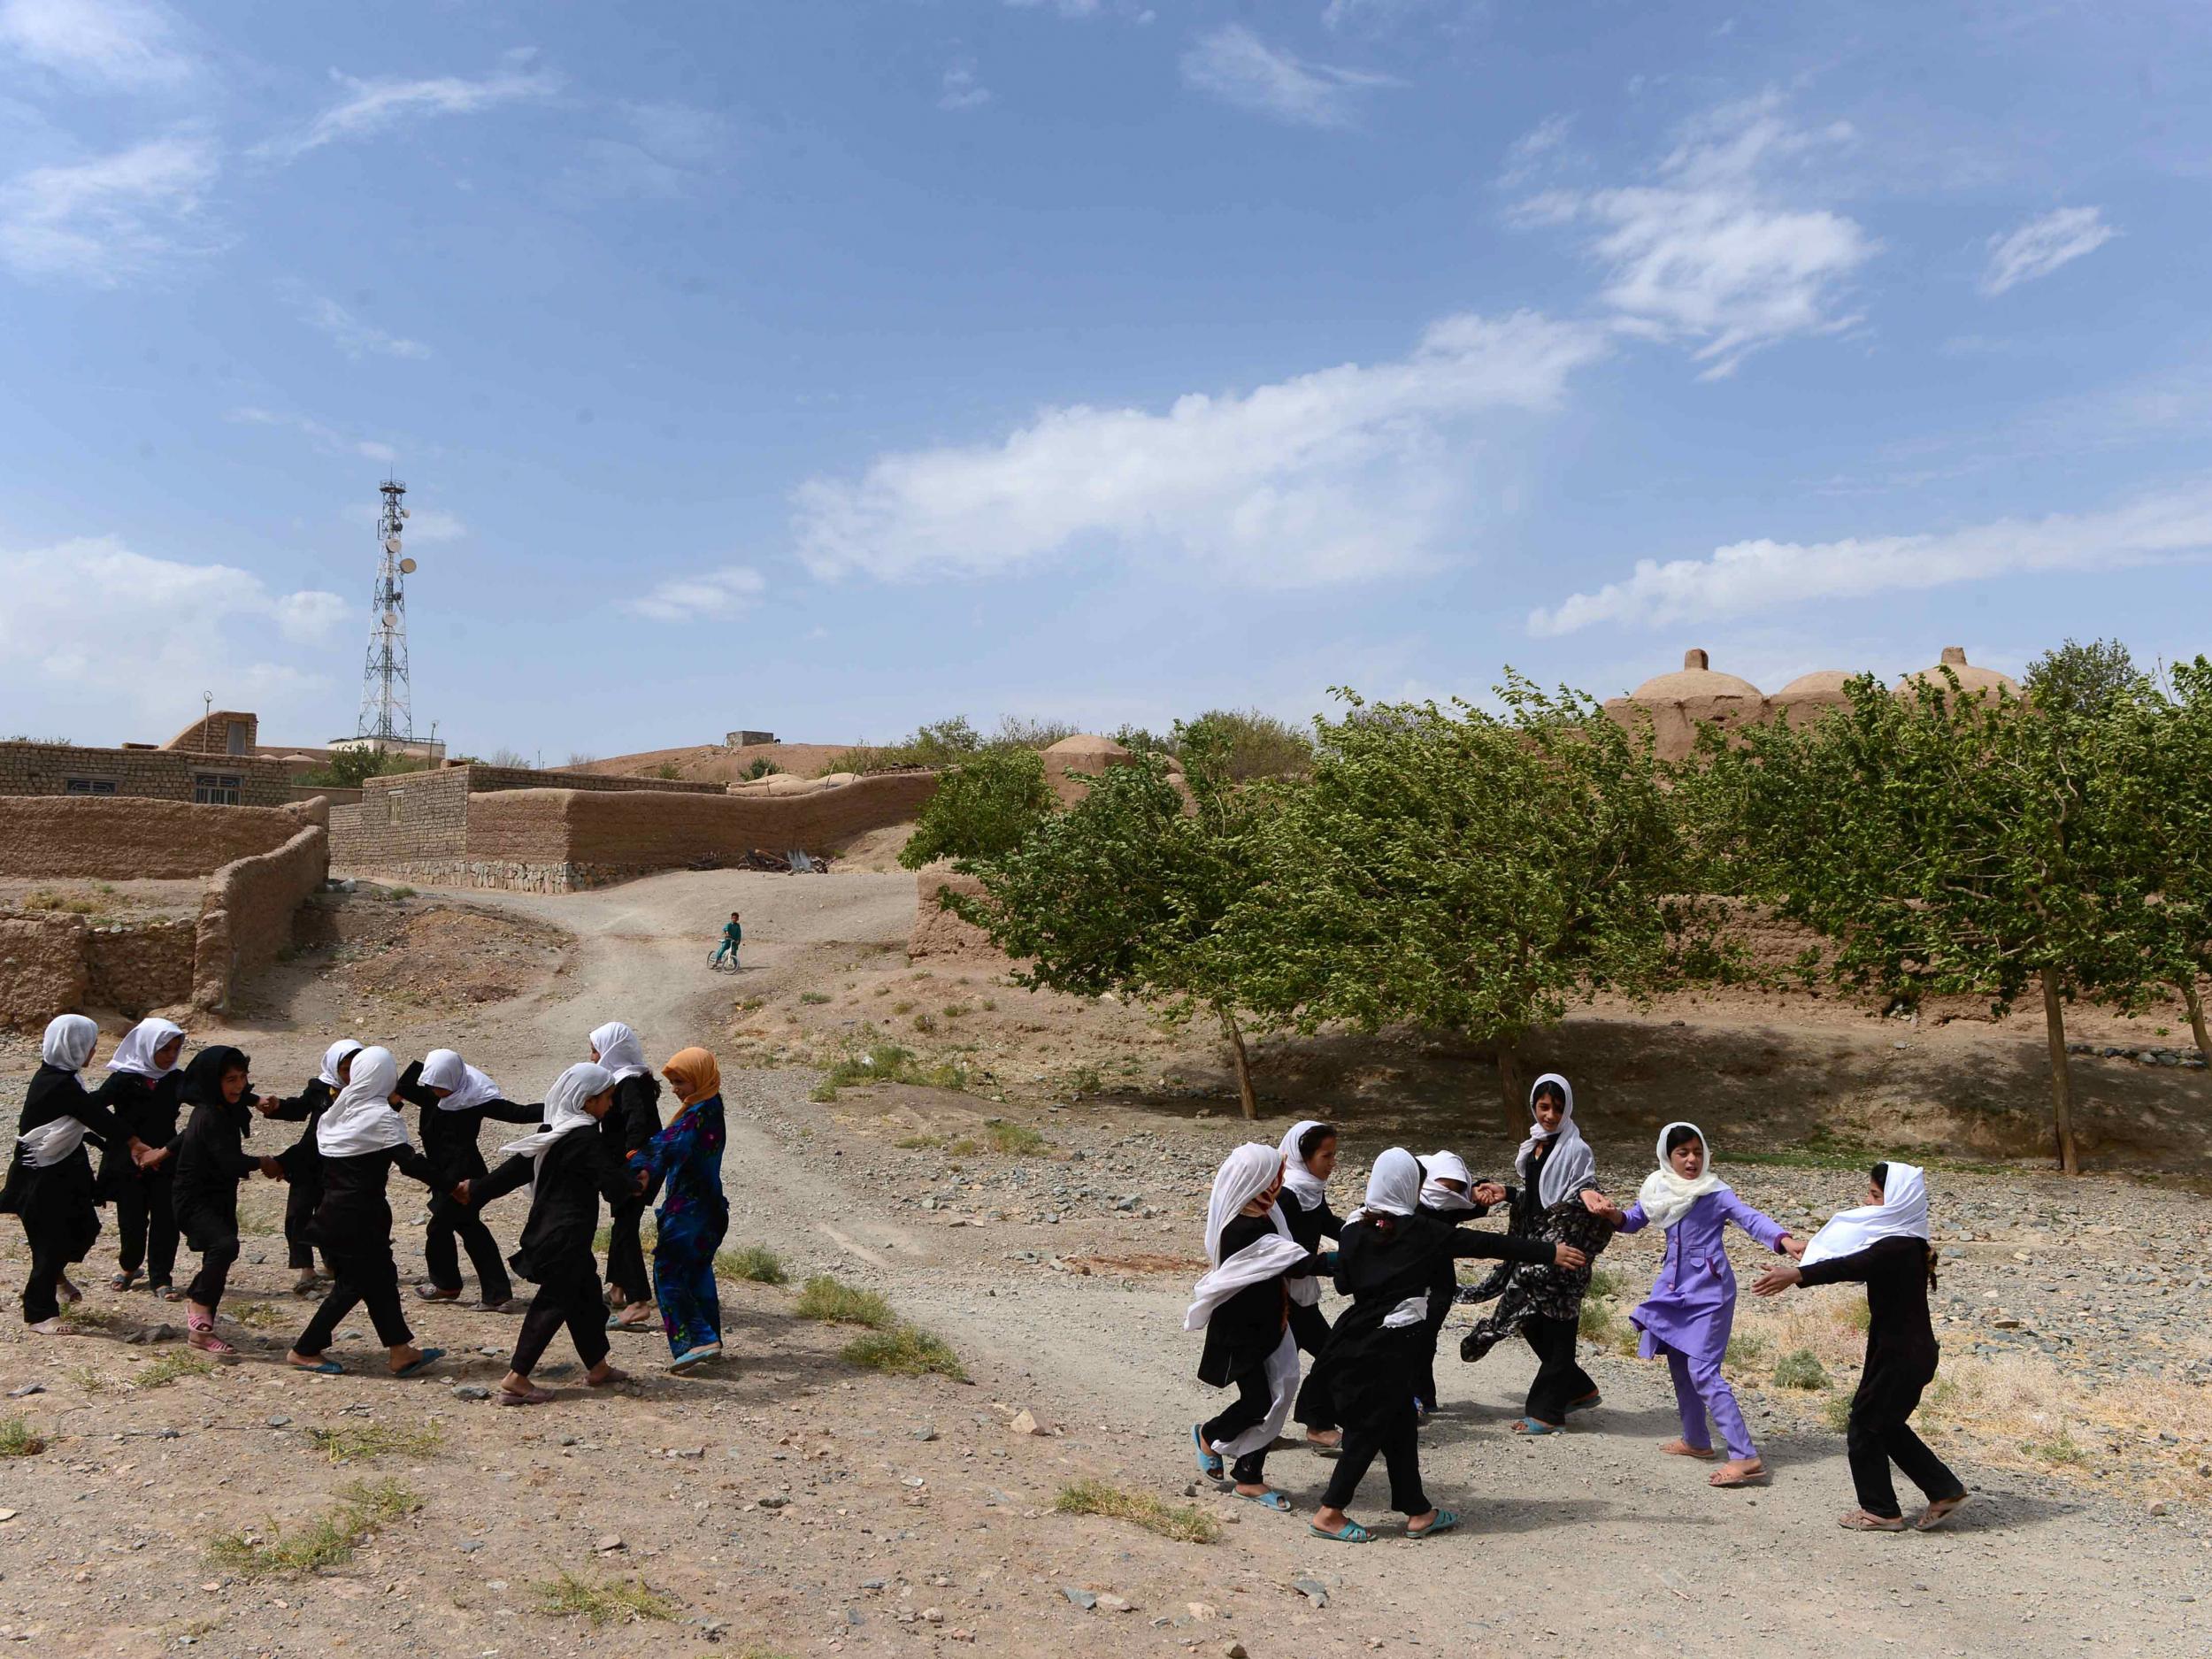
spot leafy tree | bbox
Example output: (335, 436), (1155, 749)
(1183, 707), (1314, 781)
(300, 745), (427, 788)
(2102, 658), (2212, 1053)
(1214, 680), (1709, 1126)
(949, 723), (1273, 1117)
(1713, 671), (2151, 1174)
(2022, 637), (2147, 718)
(899, 747), (1055, 871)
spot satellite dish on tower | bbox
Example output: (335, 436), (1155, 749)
(384, 536), (403, 554)
(383, 611), (398, 628)
(399, 557), (418, 574)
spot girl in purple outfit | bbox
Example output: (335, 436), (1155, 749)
(1585, 1123), (1802, 1487)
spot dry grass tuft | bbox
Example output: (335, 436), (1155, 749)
(795, 1275), (891, 1328)
(841, 1325), (966, 1381)
(134, 1350), (215, 1389)
(206, 1479), (420, 1578)
(1054, 1479), (1220, 1544)
(717, 1244), (788, 1285)
(0, 1417), (47, 1457)
(306, 1421), (445, 1463)
(534, 1571), (680, 1626)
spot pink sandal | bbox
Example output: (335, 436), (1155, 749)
(187, 1312), (240, 1361)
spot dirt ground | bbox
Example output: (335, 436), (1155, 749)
(0, 877), (206, 927)
(2, 868), (2208, 1658)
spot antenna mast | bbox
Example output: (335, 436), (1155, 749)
(355, 478), (416, 746)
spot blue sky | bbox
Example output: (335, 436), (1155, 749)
(4, 0), (2209, 757)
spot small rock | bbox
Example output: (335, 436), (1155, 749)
(922, 1608), (944, 1624)
(457, 1540), (485, 1554)
(1063, 1589), (1097, 1611)
(1187, 1601), (1219, 1621)
(452, 1385), (491, 1402)
(859, 1579), (887, 1591)
(265, 1415), (290, 1428)
(1096, 1594), (1133, 1613)
(1009, 1409), (1045, 1437)
(1223, 1644), (1248, 1659)
(5, 1384), (42, 1399)
(758, 1494), (789, 1509)
(911, 1425), (938, 1442)
(1293, 1577), (1330, 1609)
(595, 1534), (624, 1553)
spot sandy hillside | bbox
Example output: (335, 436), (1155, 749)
(573, 741), (858, 785)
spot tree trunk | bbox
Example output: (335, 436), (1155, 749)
(2039, 966), (2079, 1177)
(2181, 976), (2211, 1058)
(1496, 1034), (1526, 1136)
(1220, 1009), (1257, 1121)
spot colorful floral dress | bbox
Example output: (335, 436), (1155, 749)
(628, 1094), (729, 1357)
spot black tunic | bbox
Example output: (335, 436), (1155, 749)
(1797, 1235), (1940, 1424)
(472, 1129), (634, 1284)
(396, 1061), (542, 1186)
(264, 1077), (336, 1197)
(171, 1100), (261, 1253)
(600, 1073), (664, 1172)
(1322, 1214), (1552, 1425)
(1, 1065), (120, 1262)
(295, 1140), (440, 1252)
(90, 1068), (180, 1200)
(1196, 1212), (1325, 1387)
(1280, 1189), (1343, 1254)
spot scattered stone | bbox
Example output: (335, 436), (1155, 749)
(1009, 1409), (1045, 1436)
(1063, 1589), (1097, 1610)
(6, 1384), (43, 1399)
(911, 1425), (939, 1441)
(265, 1415), (290, 1428)
(1293, 1578), (1330, 1609)
(758, 1494), (790, 1509)
(1222, 1644), (1248, 1659)
(457, 1540), (485, 1554)
(452, 1385), (491, 1402)
(1096, 1594), (1133, 1613)
(1187, 1601), (1219, 1621)
(594, 1535), (624, 1553)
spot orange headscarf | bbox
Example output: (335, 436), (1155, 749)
(662, 1047), (721, 1110)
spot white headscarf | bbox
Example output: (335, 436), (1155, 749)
(1801, 1162), (1931, 1268)
(42, 1014), (98, 1073)
(1419, 1149), (1478, 1214)
(1635, 1121), (1728, 1232)
(1185, 1141), (1318, 1330)
(316, 1039), (364, 1089)
(316, 1047), (412, 1159)
(497, 1062), (613, 1165)
(419, 1048), (502, 1111)
(1515, 1072), (1596, 1210)
(1346, 1147), (1424, 1226)
(588, 1021), (649, 1081)
(1277, 1119), (1331, 1213)
(106, 1017), (185, 1078)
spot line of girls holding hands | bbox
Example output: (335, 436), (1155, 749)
(1186, 1072), (1970, 1540)
(7, 1014), (733, 1405)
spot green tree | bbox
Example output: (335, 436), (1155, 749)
(1182, 707), (1314, 781)
(2103, 657), (2212, 1054)
(2022, 637), (2147, 718)
(950, 722), (1272, 1117)
(1712, 671), (2151, 1174)
(300, 745), (427, 788)
(899, 747), (1055, 871)
(1215, 680), (1709, 1126)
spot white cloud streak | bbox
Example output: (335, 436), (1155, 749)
(1528, 480), (2212, 636)
(227, 405), (397, 464)
(1179, 23), (1399, 128)
(1517, 95), (1877, 378)
(1980, 205), (2115, 296)
(0, 0), (190, 86)
(939, 60), (990, 112)
(261, 52), (561, 160)
(626, 566), (766, 623)
(289, 289), (431, 359)
(795, 311), (1607, 588)
(0, 132), (215, 283)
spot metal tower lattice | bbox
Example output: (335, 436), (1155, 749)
(355, 478), (414, 744)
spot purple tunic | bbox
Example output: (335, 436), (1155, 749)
(1617, 1187), (1791, 1364)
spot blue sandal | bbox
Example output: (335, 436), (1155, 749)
(1515, 1416), (1564, 1435)
(1238, 1489), (1292, 1512)
(288, 1357), (344, 1376)
(1191, 1424), (1224, 1480)
(1407, 1509), (1460, 1540)
(1308, 1518), (1371, 1543)
(1564, 1390), (1603, 1415)
(390, 1347), (444, 1378)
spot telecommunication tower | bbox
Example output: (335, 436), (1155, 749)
(355, 478), (419, 745)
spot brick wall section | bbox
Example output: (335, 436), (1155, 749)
(0, 796), (307, 879)
(0, 914), (90, 1029)
(346, 768), (474, 864)
(161, 710), (258, 754)
(0, 741), (298, 805)
(458, 764), (722, 797)
(193, 822), (329, 1012)
(84, 920), (195, 1015)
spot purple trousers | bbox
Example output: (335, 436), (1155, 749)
(1661, 1339), (1757, 1461)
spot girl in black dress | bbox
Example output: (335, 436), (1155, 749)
(1754, 1161), (1970, 1532)
(170, 1045), (284, 1358)
(1275, 1119), (1346, 1449)
(254, 1039), (360, 1296)
(3, 1016), (119, 1332)
(92, 1017), (186, 1298)
(399, 1048), (541, 1310)
(588, 1021), (664, 1330)
(459, 1062), (641, 1405)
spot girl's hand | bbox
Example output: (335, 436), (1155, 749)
(253, 1094), (282, 1117)
(1473, 1183), (1507, 1208)
(258, 1156), (286, 1180)
(1778, 1234), (1807, 1259)
(450, 1180), (472, 1207)
(1553, 1243), (1588, 1271)
(1752, 1263), (1801, 1298)
(1581, 1191), (1626, 1225)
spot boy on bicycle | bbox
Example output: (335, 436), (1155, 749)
(712, 910), (742, 968)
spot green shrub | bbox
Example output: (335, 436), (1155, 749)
(536, 1571), (678, 1626)
(307, 1422), (444, 1463)
(1725, 1332), (1771, 1369)
(206, 1479), (419, 1577)
(986, 1120), (1044, 1155)
(840, 1324), (965, 1381)
(1774, 1348), (1831, 1391)
(795, 1276), (891, 1328)
(717, 1245), (787, 1285)
(0, 1417), (46, 1457)
(1054, 1479), (1219, 1543)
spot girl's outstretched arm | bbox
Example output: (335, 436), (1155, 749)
(1719, 1189), (1793, 1252)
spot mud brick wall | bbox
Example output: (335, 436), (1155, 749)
(0, 913), (90, 1029)
(0, 741), (298, 805)
(0, 796), (307, 880)
(193, 823), (329, 1012)
(342, 769), (474, 864)
(84, 920), (195, 1015)
(459, 764), (722, 797)
(908, 867), (1002, 962)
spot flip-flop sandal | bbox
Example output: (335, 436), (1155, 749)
(1915, 1494), (1970, 1531)
(1304, 1434), (1343, 1457)
(1191, 1424), (1225, 1480)
(586, 1367), (630, 1388)
(668, 1345), (722, 1374)
(109, 1271), (137, 1291)
(1709, 1465), (1770, 1488)
(1237, 1490), (1292, 1512)
(389, 1347), (444, 1378)
(1662, 1441), (1720, 1460)
(412, 1286), (462, 1302)
(1308, 1519), (1371, 1543)
(495, 1384), (555, 1406)
(288, 1356), (345, 1375)
(604, 1313), (654, 1332)
(1513, 1417), (1564, 1436)
(1407, 1509), (1460, 1540)
(1839, 1510), (1907, 1532)
(152, 1284), (182, 1302)
(1564, 1390), (1602, 1414)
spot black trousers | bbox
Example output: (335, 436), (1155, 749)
(511, 1261), (611, 1377)
(296, 1243), (414, 1353)
(1288, 1301), (1339, 1432)
(1415, 1289), (1451, 1411)
(184, 1233), (239, 1311)
(283, 1179), (322, 1271)
(424, 1203), (512, 1302)
(113, 1177), (178, 1285)
(1523, 1313), (1594, 1424)
(603, 1195), (651, 1303)
(1320, 1399), (1429, 1517)
(1847, 1365), (1963, 1518)
(1201, 1363), (1274, 1486)
(23, 1229), (68, 1325)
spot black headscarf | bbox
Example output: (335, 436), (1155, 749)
(180, 1046), (252, 1130)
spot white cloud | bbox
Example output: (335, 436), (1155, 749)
(1179, 24), (1399, 128)
(1517, 94), (1876, 378)
(940, 60), (990, 112)
(1003, 1), (1102, 16)
(0, 0), (190, 86)
(0, 535), (349, 729)
(0, 132), (215, 283)
(1528, 479), (2212, 636)
(397, 506), (464, 542)
(626, 565), (766, 623)
(227, 405), (397, 464)
(1497, 112), (1574, 187)
(1321, 0), (1441, 32)
(558, 100), (731, 203)
(287, 288), (431, 360)
(261, 52), (561, 160)
(795, 310), (1606, 588)
(1980, 205), (2114, 296)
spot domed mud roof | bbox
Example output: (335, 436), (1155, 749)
(1629, 649), (1763, 703)
(1774, 670), (1855, 701)
(1896, 646), (2019, 698)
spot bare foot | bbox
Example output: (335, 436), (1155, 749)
(585, 1362), (629, 1387)
(29, 1317), (79, 1336)
(1915, 1493), (1970, 1531)
(1660, 1439), (1719, 1459)
(1709, 1457), (1767, 1486)
(57, 1274), (83, 1303)
(1305, 1429), (1343, 1450)
(1838, 1508), (1907, 1532)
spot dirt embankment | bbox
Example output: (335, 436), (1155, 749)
(573, 741), (856, 785)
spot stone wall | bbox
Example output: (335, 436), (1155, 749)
(84, 920), (195, 1015)
(193, 822), (329, 1012)
(0, 741), (298, 805)
(0, 913), (90, 1029)
(161, 710), (258, 754)
(0, 796), (309, 880)
(908, 868), (1002, 961)
(342, 769), (474, 864)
